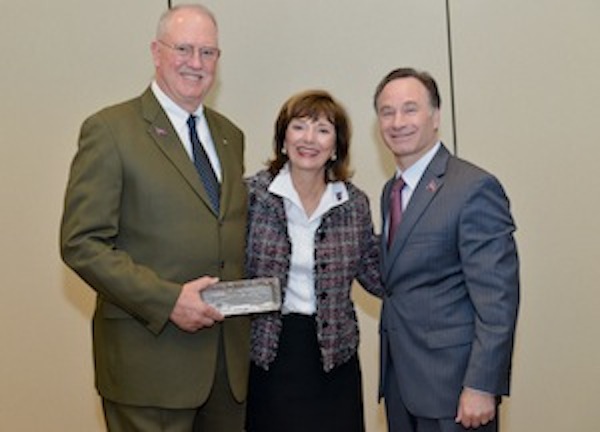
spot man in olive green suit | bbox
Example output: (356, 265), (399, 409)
(60, 5), (249, 431)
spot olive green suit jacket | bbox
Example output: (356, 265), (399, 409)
(60, 88), (250, 408)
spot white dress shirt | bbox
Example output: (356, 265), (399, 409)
(398, 142), (441, 207)
(151, 81), (222, 181)
(386, 141), (441, 238)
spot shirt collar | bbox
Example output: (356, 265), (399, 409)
(151, 80), (205, 125)
(268, 163), (349, 221)
(396, 141), (441, 191)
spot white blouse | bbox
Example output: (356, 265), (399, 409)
(268, 165), (348, 315)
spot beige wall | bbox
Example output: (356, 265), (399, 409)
(1, 0), (598, 430)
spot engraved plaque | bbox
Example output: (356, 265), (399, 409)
(200, 277), (281, 316)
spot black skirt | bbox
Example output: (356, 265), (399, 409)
(245, 314), (365, 432)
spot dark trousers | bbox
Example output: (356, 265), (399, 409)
(384, 358), (498, 432)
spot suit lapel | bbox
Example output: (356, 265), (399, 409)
(205, 108), (234, 217)
(383, 145), (450, 280)
(141, 89), (218, 215)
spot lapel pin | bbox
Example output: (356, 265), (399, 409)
(426, 179), (438, 192)
(154, 126), (168, 136)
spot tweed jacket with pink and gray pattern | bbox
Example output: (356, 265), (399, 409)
(245, 170), (384, 372)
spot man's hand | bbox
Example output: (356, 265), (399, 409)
(455, 387), (496, 428)
(169, 276), (224, 332)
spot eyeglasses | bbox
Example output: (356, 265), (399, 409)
(158, 40), (220, 63)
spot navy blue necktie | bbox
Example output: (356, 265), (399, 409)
(187, 115), (220, 212)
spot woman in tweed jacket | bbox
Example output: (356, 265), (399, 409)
(245, 90), (384, 432)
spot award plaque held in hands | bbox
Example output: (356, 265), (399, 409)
(200, 277), (282, 316)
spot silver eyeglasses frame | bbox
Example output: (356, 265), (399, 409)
(157, 40), (221, 62)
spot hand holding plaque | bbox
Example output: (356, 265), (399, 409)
(200, 277), (282, 316)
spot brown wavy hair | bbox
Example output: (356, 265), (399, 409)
(267, 89), (352, 182)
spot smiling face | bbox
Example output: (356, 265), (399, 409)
(376, 77), (440, 170)
(151, 8), (219, 113)
(284, 115), (336, 177)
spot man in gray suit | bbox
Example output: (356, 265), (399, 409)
(375, 67), (520, 432)
(61, 4), (249, 431)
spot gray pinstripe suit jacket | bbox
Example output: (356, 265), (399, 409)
(379, 144), (520, 419)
